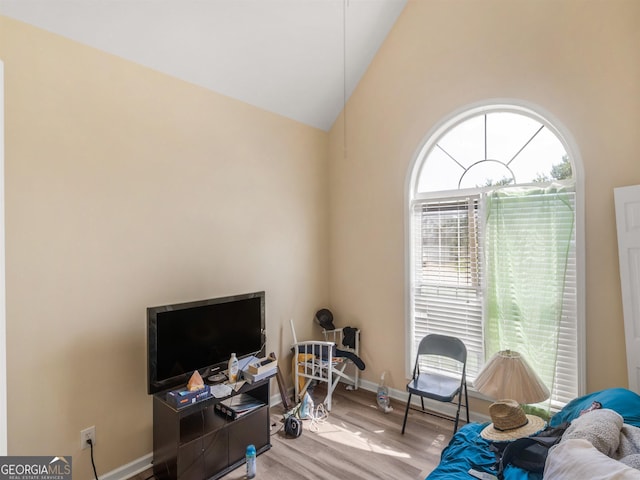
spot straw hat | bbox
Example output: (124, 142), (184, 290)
(480, 399), (546, 441)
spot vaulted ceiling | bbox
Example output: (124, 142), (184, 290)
(0, 0), (407, 131)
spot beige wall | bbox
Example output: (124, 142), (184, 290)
(0, 15), (328, 478)
(328, 0), (640, 403)
(2, 0), (640, 475)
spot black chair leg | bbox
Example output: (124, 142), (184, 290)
(453, 396), (461, 433)
(464, 381), (470, 424)
(401, 393), (412, 434)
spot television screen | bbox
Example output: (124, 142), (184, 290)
(147, 291), (265, 394)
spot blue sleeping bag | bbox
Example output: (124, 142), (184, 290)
(426, 388), (640, 480)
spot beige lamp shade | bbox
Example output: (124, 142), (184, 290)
(474, 350), (550, 404)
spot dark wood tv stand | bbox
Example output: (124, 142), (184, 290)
(152, 377), (272, 480)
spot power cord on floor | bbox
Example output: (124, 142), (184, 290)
(308, 403), (329, 432)
(87, 438), (99, 480)
(270, 418), (285, 436)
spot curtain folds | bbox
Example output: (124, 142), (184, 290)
(483, 184), (575, 400)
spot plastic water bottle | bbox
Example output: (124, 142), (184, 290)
(228, 353), (239, 383)
(376, 371), (393, 413)
(246, 444), (256, 479)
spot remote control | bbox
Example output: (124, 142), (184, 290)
(468, 469), (498, 480)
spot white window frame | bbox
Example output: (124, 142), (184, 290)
(405, 100), (586, 407)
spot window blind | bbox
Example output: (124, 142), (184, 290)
(410, 190), (578, 409)
(411, 196), (484, 379)
(553, 215), (578, 408)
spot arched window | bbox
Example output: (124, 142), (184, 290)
(407, 103), (582, 409)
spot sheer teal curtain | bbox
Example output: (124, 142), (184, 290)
(484, 185), (574, 398)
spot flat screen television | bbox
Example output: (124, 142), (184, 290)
(147, 291), (265, 394)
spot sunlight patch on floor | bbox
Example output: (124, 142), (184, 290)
(433, 434), (446, 446)
(426, 434), (447, 454)
(312, 422), (411, 458)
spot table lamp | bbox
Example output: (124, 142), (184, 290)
(474, 350), (550, 404)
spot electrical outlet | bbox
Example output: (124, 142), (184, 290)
(80, 426), (96, 450)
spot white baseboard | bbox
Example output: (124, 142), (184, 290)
(99, 452), (152, 480)
(356, 378), (490, 423)
(274, 376), (489, 423)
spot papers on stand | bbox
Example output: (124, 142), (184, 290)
(210, 383), (233, 398)
(232, 380), (247, 391)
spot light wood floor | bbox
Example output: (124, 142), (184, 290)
(132, 384), (455, 480)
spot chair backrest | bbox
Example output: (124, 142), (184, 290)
(417, 334), (467, 364)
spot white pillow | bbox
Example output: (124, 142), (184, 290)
(544, 439), (640, 480)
